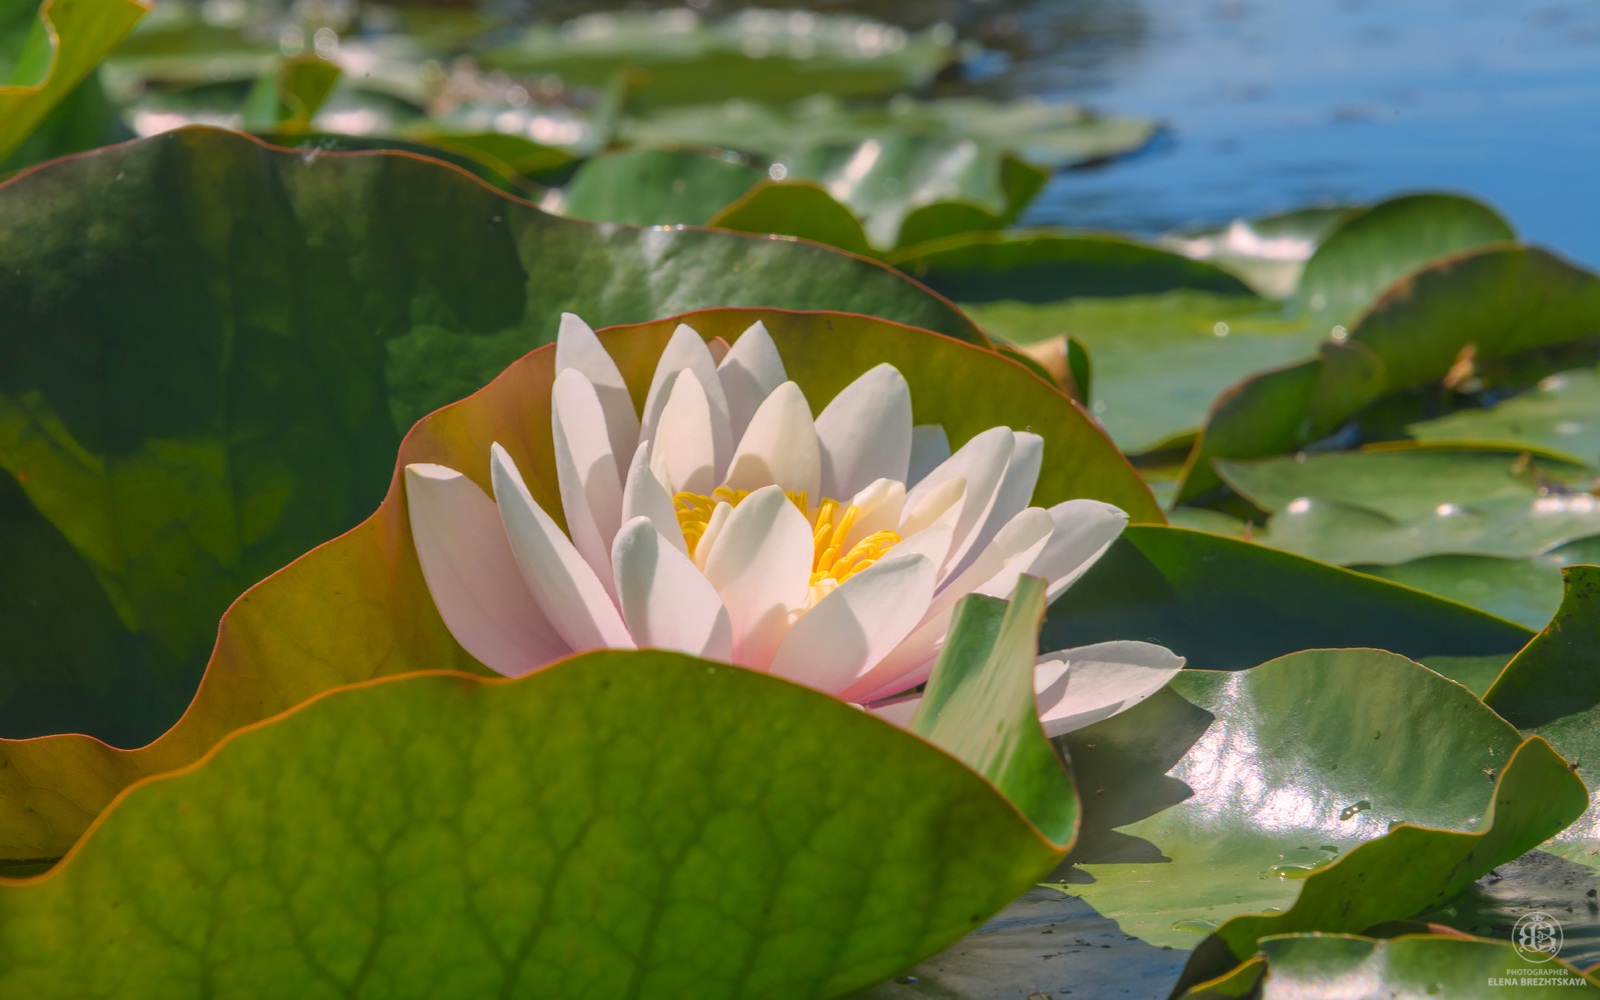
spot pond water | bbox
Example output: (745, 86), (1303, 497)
(997, 0), (1600, 266)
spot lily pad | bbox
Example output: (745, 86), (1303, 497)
(962, 291), (1316, 455)
(0, 652), (1069, 997)
(483, 9), (953, 108)
(0, 290), (1152, 864)
(1042, 525), (1533, 672)
(1048, 649), (1546, 954)
(1214, 446), (1600, 565)
(0, 125), (995, 748)
(1294, 193), (1516, 330)
(1178, 245), (1600, 502)
(708, 180), (877, 259)
(1246, 934), (1600, 997)
(1409, 367), (1600, 468)
(1160, 206), (1359, 301)
(0, 0), (148, 163)
(557, 147), (764, 226)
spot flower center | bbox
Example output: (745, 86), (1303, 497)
(674, 487), (902, 586)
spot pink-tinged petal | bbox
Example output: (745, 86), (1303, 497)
(1034, 642), (1185, 737)
(921, 507), (1054, 624)
(706, 336), (731, 365)
(865, 693), (921, 728)
(621, 440), (688, 556)
(649, 369), (718, 496)
(908, 424), (950, 486)
(769, 553), (936, 694)
(555, 313), (640, 479)
(898, 476), (966, 539)
(842, 477), (905, 550)
(717, 320), (787, 443)
(722, 381), (821, 499)
(884, 521), (954, 571)
(489, 443), (634, 652)
(947, 431), (1043, 580)
(693, 500), (732, 571)
(904, 427), (1015, 578)
(1028, 500), (1130, 601)
(551, 368), (624, 598)
(815, 363), (912, 501)
(701, 484), (813, 669)
(640, 324), (733, 482)
(612, 516), (732, 660)
(838, 608), (949, 704)
(404, 464), (569, 677)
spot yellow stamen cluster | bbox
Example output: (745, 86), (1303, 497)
(674, 488), (901, 585)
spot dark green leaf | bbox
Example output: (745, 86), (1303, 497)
(558, 147), (764, 227)
(709, 179), (877, 258)
(0, 655), (1067, 997)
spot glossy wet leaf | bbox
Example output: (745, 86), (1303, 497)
(483, 9), (953, 108)
(964, 291), (1316, 455)
(1042, 525), (1533, 672)
(1048, 649), (1533, 952)
(710, 180), (876, 258)
(1215, 447), (1600, 564)
(0, 125), (989, 749)
(912, 578), (1076, 845)
(0, 291), (1150, 862)
(1248, 934), (1599, 997)
(1357, 533), (1600, 632)
(1294, 193), (1516, 329)
(1178, 245), (1600, 501)
(558, 147), (764, 226)
(0, 655), (1068, 998)
(1409, 367), (1600, 467)
(1160, 206), (1360, 300)
(0, 0), (148, 162)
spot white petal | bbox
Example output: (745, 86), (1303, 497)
(838, 607), (949, 704)
(924, 507), (1055, 623)
(884, 522), (954, 571)
(693, 500), (732, 571)
(815, 363), (913, 501)
(866, 693), (921, 729)
(899, 476), (966, 539)
(555, 313), (640, 480)
(552, 368), (624, 598)
(612, 516), (732, 660)
(718, 320), (787, 443)
(948, 432), (1043, 580)
(621, 440), (687, 556)
(904, 427), (1015, 578)
(700, 484), (813, 669)
(908, 424), (951, 486)
(640, 324), (733, 482)
(490, 443), (635, 652)
(404, 464), (570, 677)
(842, 478), (905, 550)
(649, 369), (718, 496)
(769, 553), (937, 695)
(722, 381), (821, 500)
(1028, 500), (1130, 601)
(1034, 642), (1185, 737)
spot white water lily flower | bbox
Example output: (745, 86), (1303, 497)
(405, 314), (1185, 736)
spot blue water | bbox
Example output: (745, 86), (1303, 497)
(1012, 0), (1600, 267)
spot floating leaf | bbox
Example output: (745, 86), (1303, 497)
(1160, 206), (1359, 300)
(1050, 649), (1534, 953)
(1294, 193), (1516, 329)
(1242, 934), (1599, 997)
(1357, 534), (1600, 631)
(1178, 245), (1600, 501)
(1042, 525), (1533, 671)
(1214, 446), (1600, 564)
(1410, 367), (1600, 467)
(710, 179), (876, 258)
(0, 654), (1069, 997)
(0, 125), (993, 748)
(558, 147), (764, 226)
(0, 0), (148, 162)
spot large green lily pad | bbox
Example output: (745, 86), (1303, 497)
(963, 291), (1317, 455)
(0, 652), (1069, 998)
(1042, 525), (1533, 672)
(557, 146), (764, 226)
(1214, 446), (1600, 565)
(1409, 367), (1600, 467)
(1159, 206), (1359, 300)
(0, 284), (1152, 864)
(1178, 245), (1600, 501)
(1247, 934), (1600, 998)
(1357, 535), (1600, 631)
(1048, 649), (1546, 953)
(0, 125), (996, 749)
(1293, 193), (1516, 330)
